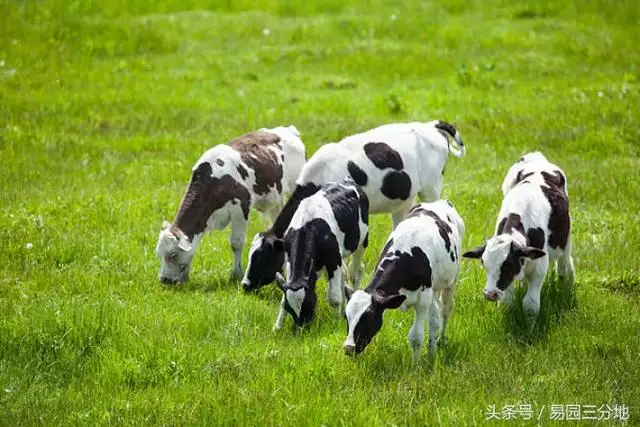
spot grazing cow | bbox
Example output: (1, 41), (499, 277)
(463, 152), (575, 322)
(272, 178), (369, 330)
(343, 200), (465, 361)
(242, 120), (465, 291)
(155, 126), (306, 284)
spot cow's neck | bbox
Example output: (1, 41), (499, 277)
(365, 254), (403, 297)
(269, 183), (320, 237)
(287, 230), (319, 288)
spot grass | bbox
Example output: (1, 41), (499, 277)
(1, 0), (639, 425)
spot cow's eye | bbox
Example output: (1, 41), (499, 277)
(168, 253), (178, 260)
(179, 264), (187, 272)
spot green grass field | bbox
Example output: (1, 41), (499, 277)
(1, 0), (639, 425)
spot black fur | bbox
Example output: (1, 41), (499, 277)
(323, 182), (368, 253)
(381, 170), (412, 200)
(541, 172), (570, 249)
(364, 142), (404, 170)
(347, 161), (368, 186)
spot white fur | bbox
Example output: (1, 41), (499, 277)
(501, 151), (569, 196)
(344, 200), (464, 361)
(297, 121), (464, 224)
(156, 126), (306, 283)
(481, 156), (575, 320)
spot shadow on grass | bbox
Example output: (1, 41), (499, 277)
(501, 273), (577, 345)
(162, 275), (239, 293)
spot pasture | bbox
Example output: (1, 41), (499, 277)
(1, 0), (639, 425)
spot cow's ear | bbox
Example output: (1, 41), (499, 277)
(272, 238), (284, 252)
(343, 285), (355, 301)
(463, 244), (486, 259)
(162, 220), (171, 230)
(275, 272), (286, 291)
(518, 247), (546, 260)
(177, 235), (192, 252)
(375, 294), (406, 310)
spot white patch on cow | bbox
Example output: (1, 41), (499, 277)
(480, 236), (517, 297)
(344, 290), (373, 347)
(285, 288), (306, 318)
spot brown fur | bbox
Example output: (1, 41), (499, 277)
(230, 131), (284, 195)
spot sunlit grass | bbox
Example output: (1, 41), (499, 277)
(1, 0), (639, 425)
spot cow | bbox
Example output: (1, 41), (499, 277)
(155, 126), (306, 284)
(241, 120), (466, 292)
(342, 200), (464, 361)
(463, 152), (575, 322)
(272, 178), (369, 330)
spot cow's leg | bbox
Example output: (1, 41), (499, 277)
(347, 246), (366, 289)
(326, 265), (344, 313)
(408, 289), (432, 362)
(273, 296), (287, 331)
(523, 258), (548, 324)
(439, 285), (456, 346)
(557, 237), (575, 285)
(418, 180), (442, 203)
(229, 215), (248, 281)
(427, 291), (441, 354)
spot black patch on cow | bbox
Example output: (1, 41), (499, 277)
(542, 170), (566, 190)
(216, 158), (224, 167)
(422, 211), (452, 253)
(322, 182), (365, 253)
(515, 170), (534, 186)
(230, 131), (283, 195)
(269, 182), (321, 237)
(352, 306), (383, 353)
(497, 213), (525, 236)
(527, 227), (545, 250)
(367, 246), (432, 294)
(363, 232), (369, 248)
(434, 121), (459, 141)
(347, 161), (368, 186)
(381, 171), (411, 200)
(364, 142), (404, 170)
(284, 218), (343, 320)
(244, 233), (286, 290)
(540, 172), (570, 249)
(497, 244), (523, 291)
(236, 164), (249, 180)
(357, 185), (369, 225)
(174, 163), (251, 239)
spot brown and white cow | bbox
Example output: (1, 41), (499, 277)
(155, 126), (305, 284)
(463, 152), (575, 322)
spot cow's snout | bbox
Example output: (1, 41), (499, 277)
(344, 344), (356, 357)
(241, 279), (255, 292)
(484, 290), (499, 302)
(160, 276), (178, 285)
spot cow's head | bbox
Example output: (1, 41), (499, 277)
(343, 286), (406, 356)
(241, 232), (285, 292)
(463, 235), (545, 301)
(275, 272), (317, 327)
(155, 220), (196, 284)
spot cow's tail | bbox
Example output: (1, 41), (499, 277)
(434, 121), (465, 158)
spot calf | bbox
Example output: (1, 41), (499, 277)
(343, 200), (465, 361)
(463, 152), (575, 322)
(155, 126), (305, 284)
(272, 178), (369, 330)
(242, 120), (466, 291)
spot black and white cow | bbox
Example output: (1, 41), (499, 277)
(463, 152), (575, 322)
(242, 120), (465, 291)
(343, 200), (465, 361)
(272, 178), (369, 330)
(155, 126), (306, 284)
